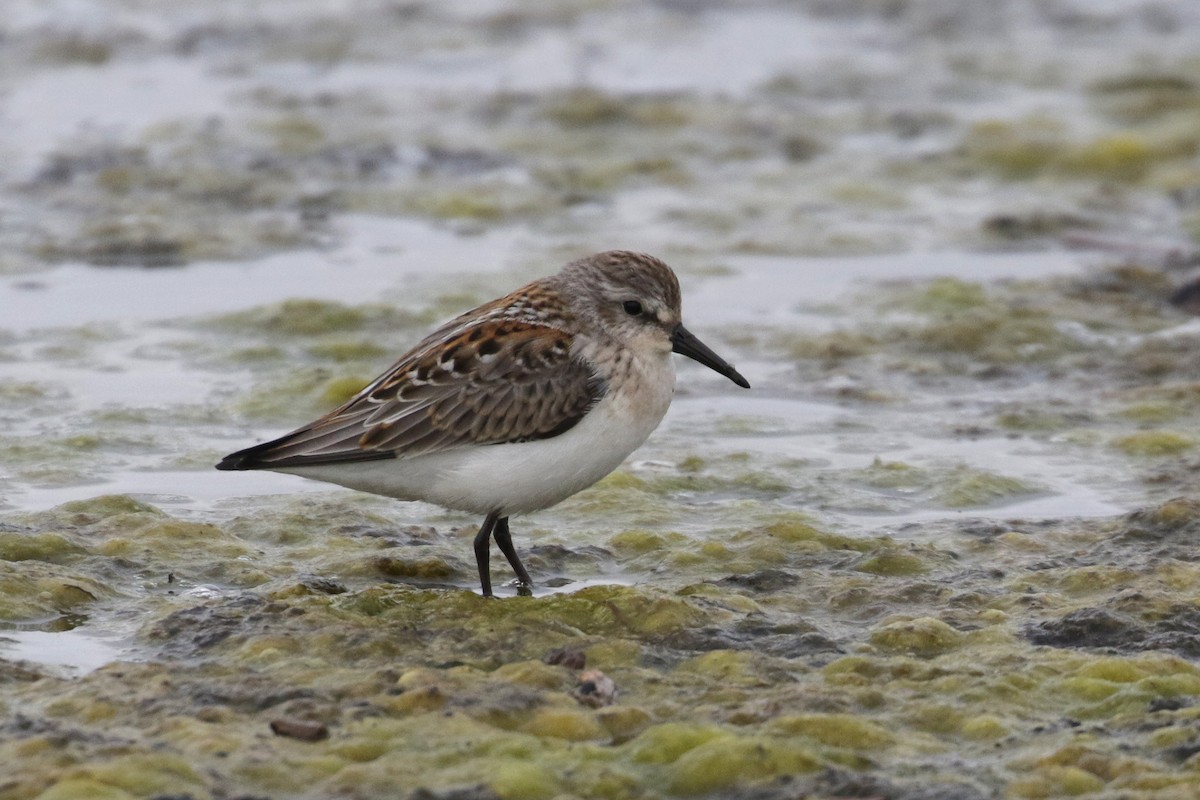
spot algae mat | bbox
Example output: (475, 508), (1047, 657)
(4, 494), (1200, 799)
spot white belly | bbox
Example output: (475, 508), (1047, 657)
(279, 354), (676, 516)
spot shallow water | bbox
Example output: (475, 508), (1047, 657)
(3, 2), (1200, 799)
(0, 629), (130, 676)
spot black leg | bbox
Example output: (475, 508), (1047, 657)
(493, 516), (532, 590)
(473, 512), (500, 597)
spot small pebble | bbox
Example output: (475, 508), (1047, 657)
(573, 669), (618, 708)
(544, 647), (586, 669)
(269, 718), (329, 741)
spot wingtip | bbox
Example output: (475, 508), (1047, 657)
(215, 454), (248, 471)
(215, 446), (267, 471)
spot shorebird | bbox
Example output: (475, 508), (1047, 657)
(217, 251), (750, 595)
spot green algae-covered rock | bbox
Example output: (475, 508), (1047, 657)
(1009, 765), (1106, 798)
(536, 585), (708, 639)
(319, 375), (370, 407)
(1136, 673), (1200, 698)
(35, 755), (207, 800)
(489, 759), (560, 800)
(673, 650), (763, 685)
(1053, 676), (1122, 701)
(1137, 497), (1200, 528)
(853, 549), (929, 576)
(628, 722), (728, 765)
(95, 519), (252, 561)
(960, 714), (1009, 741)
(492, 660), (572, 691)
(1114, 430), (1195, 456)
(607, 528), (669, 554)
(33, 779), (139, 800)
(0, 563), (107, 620)
(520, 707), (608, 742)
(55, 494), (164, 524)
(0, 531), (85, 563)
(1073, 657), (1146, 683)
(374, 555), (459, 580)
(666, 735), (822, 795)
(936, 469), (1039, 508)
(870, 617), (964, 655)
(214, 298), (386, 335)
(596, 706), (653, 744)
(763, 514), (869, 551)
(769, 713), (895, 749)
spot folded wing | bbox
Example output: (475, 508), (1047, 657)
(216, 320), (606, 470)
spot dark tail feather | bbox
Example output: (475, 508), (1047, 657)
(215, 435), (395, 471)
(215, 438), (284, 471)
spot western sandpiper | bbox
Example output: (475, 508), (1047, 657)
(217, 251), (749, 596)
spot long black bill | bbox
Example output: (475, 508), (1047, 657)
(671, 324), (751, 388)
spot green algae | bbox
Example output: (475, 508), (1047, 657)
(846, 459), (1041, 510)
(0, 531), (85, 563)
(542, 89), (691, 129)
(607, 528), (675, 555)
(1119, 401), (1185, 424)
(306, 339), (390, 363)
(1062, 133), (1157, 181)
(937, 468), (1040, 508)
(350, 182), (566, 223)
(870, 617), (964, 656)
(233, 367), (366, 420)
(666, 735), (822, 794)
(912, 308), (1072, 363)
(856, 458), (929, 490)
(962, 119), (1069, 180)
(905, 277), (991, 314)
(56, 494), (163, 522)
(0, 562), (107, 621)
(320, 375), (370, 407)
(211, 299), (422, 337)
(853, 549), (929, 576)
(5, 497), (1200, 798)
(782, 329), (881, 363)
(962, 120), (1167, 182)
(0, 380), (51, 403)
(996, 409), (1072, 431)
(520, 706), (608, 742)
(762, 514), (872, 552)
(1090, 74), (1200, 123)
(960, 714), (1008, 741)
(1113, 430), (1196, 456)
(626, 722), (729, 765)
(534, 156), (691, 193)
(769, 713), (895, 749)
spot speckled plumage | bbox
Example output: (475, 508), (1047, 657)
(218, 250), (749, 595)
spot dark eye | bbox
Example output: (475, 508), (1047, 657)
(623, 300), (643, 316)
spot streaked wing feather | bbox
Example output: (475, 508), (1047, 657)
(222, 319), (605, 469)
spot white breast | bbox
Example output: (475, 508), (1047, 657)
(279, 350), (677, 516)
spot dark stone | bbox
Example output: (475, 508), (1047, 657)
(302, 576), (347, 595)
(269, 718), (329, 742)
(1025, 603), (1200, 657)
(408, 785), (502, 800)
(1149, 697), (1188, 712)
(1025, 607), (1139, 649)
(543, 647), (586, 669)
(738, 768), (989, 800)
(717, 569), (799, 593)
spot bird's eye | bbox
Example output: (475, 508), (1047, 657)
(623, 300), (643, 316)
